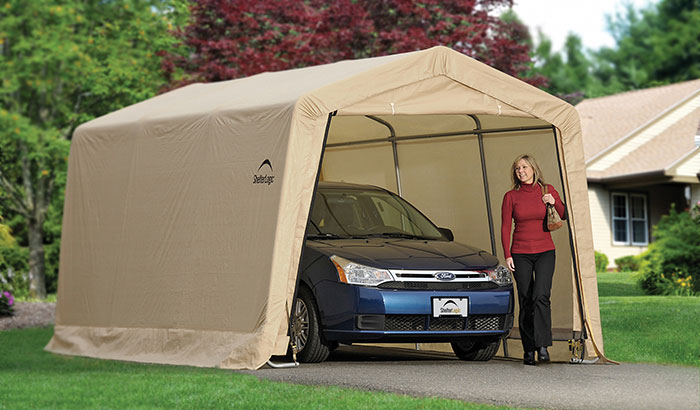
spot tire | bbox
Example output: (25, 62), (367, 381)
(451, 338), (501, 361)
(290, 286), (330, 363)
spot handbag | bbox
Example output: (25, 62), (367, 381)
(541, 184), (563, 232)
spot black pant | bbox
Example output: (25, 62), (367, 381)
(512, 250), (555, 352)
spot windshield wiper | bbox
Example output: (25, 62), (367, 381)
(307, 232), (344, 239)
(361, 233), (428, 240)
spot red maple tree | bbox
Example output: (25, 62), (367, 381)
(162, 0), (544, 87)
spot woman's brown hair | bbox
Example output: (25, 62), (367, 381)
(510, 154), (545, 190)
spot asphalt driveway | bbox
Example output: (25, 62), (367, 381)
(241, 345), (699, 410)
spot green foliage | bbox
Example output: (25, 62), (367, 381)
(638, 204), (700, 296)
(0, 245), (30, 299)
(614, 255), (640, 272)
(0, 220), (29, 299)
(528, 0), (700, 100)
(595, 250), (609, 272)
(531, 32), (592, 104)
(0, 289), (13, 316)
(0, 222), (14, 247)
(0, 0), (188, 298)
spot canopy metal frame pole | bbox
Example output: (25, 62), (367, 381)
(468, 114), (497, 256)
(467, 115), (507, 357)
(365, 115), (403, 196)
(550, 125), (588, 348)
(281, 111), (337, 369)
(325, 124), (553, 149)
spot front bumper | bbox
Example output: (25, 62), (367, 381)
(313, 281), (514, 343)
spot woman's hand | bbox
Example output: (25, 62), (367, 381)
(542, 193), (555, 205)
(506, 257), (515, 272)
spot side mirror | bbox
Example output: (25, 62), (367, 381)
(437, 227), (454, 241)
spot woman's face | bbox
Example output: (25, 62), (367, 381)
(514, 159), (535, 185)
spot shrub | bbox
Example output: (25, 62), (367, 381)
(615, 255), (640, 272)
(0, 290), (14, 316)
(594, 251), (609, 272)
(639, 203), (700, 296)
(0, 245), (30, 299)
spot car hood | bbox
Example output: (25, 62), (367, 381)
(306, 238), (499, 270)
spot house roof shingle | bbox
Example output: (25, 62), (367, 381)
(576, 79), (700, 180)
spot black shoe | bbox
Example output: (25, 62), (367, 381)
(537, 346), (550, 363)
(523, 351), (536, 366)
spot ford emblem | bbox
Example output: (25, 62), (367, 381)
(435, 272), (456, 281)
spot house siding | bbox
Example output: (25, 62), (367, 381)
(692, 183), (700, 207)
(587, 183), (646, 268)
(588, 183), (688, 268)
(675, 149), (700, 177)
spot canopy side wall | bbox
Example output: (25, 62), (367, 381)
(47, 103), (299, 369)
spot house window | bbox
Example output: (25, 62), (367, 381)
(611, 193), (648, 245)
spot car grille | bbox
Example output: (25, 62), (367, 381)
(382, 314), (504, 331)
(467, 315), (503, 331)
(429, 317), (466, 331)
(385, 315), (425, 331)
(377, 281), (498, 290)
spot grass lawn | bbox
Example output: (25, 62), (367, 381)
(597, 271), (700, 367)
(1, 273), (696, 408)
(0, 327), (514, 410)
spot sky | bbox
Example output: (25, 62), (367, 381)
(508, 0), (657, 53)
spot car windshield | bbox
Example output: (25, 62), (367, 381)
(307, 187), (445, 240)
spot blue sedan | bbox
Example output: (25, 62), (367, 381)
(292, 182), (514, 363)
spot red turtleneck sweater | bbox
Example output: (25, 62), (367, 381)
(501, 183), (566, 259)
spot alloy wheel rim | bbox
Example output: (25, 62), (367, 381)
(291, 298), (310, 351)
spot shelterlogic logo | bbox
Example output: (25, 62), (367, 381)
(440, 300), (462, 315)
(253, 159), (275, 185)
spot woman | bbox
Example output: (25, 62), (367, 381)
(501, 154), (565, 366)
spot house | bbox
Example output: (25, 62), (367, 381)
(577, 79), (700, 268)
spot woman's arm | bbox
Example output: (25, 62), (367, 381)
(501, 192), (513, 259)
(549, 185), (566, 219)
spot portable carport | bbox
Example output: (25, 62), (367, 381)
(47, 46), (605, 369)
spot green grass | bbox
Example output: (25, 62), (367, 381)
(1, 274), (697, 408)
(597, 271), (700, 367)
(0, 328), (515, 410)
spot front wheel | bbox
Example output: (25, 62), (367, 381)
(290, 286), (330, 363)
(451, 338), (500, 361)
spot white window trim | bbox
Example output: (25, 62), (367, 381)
(611, 192), (649, 246)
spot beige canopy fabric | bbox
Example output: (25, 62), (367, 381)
(46, 46), (603, 369)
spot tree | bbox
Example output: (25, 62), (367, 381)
(531, 29), (612, 104)
(529, 0), (700, 100)
(648, 0), (700, 82)
(162, 0), (544, 87)
(595, 3), (656, 91)
(593, 0), (700, 93)
(0, 0), (187, 298)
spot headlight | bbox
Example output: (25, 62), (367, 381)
(330, 255), (394, 286)
(486, 265), (512, 286)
